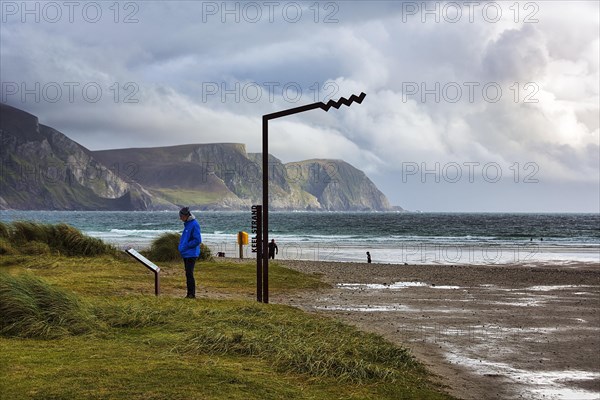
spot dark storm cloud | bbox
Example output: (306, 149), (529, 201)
(1, 1), (598, 211)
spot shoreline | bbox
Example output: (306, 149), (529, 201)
(113, 238), (600, 266)
(185, 240), (600, 265)
(269, 259), (600, 400)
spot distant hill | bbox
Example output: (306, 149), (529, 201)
(0, 103), (401, 211)
(284, 159), (393, 211)
(0, 103), (175, 210)
(93, 145), (397, 211)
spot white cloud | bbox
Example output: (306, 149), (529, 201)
(1, 1), (598, 211)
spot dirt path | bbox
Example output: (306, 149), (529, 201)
(274, 260), (600, 400)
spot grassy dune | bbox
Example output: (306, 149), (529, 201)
(0, 223), (453, 399)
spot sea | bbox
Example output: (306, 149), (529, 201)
(1, 211), (599, 266)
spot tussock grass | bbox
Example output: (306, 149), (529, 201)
(145, 231), (213, 261)
(0, 272), (100, 338)
(2, 221), (116, 257)
(145, 232), (181, 261)
(176, 304), (417, 383)
(0, 251), (453, 399)
(93, 298), (173, 329)
(0, 238), (16, 255)
(20, 241), (52, 255)
(0, 221), (10, 239)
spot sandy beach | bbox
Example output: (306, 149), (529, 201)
(270, 259), (600, 400)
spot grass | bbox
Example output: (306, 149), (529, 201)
(0, 223), (454, 400)
(0, 221), (116, 257)
(0, 272), (100, 338)
(145, 232), (213, 262)
(152, 188), (232, 206)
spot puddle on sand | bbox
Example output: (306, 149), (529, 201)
(480, 284), (598, 292)
(444, 347), (600, 400)
(486, 295), (555, 307)
(313, 303), (469, 313)
(526, 285), (598, 292)
(314, 304), (413, 312)
(337, 282), (461, 290)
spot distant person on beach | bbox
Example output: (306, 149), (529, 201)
(268, 239), (278, 259)
(178, 207), (202, 299)
(366, 251), (372, 263)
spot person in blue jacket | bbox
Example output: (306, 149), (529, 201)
(178, 207), (202, 298)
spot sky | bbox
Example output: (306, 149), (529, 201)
(1, 1), (598, 212)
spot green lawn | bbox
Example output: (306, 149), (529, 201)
(0, 254), (454, 400)
(151, 188), (232, 206)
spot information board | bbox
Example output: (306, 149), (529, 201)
(126, 248), (161, 273)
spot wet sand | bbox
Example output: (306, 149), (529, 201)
(273, 260), (600, 400)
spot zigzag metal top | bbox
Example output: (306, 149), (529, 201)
(319, 92), (367, 111)
(263, 92), (366, 120)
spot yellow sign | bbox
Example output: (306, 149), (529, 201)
(237, 231), (249, 245)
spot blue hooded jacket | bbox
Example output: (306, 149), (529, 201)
(178, 214), (202, 258)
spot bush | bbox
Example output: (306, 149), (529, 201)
(145, 232), (213, 262)
(0, 272), (101, 338)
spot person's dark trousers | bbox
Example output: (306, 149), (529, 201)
(183, 257), (196, 298)
(269, 252), (275, 260)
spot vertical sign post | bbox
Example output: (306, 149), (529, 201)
(251, 205), (263, 302)
(260, 93), (366, 304)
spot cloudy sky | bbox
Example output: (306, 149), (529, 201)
(1, 1), (598, 212)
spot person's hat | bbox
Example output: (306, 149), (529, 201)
(179, 207), (191, 216)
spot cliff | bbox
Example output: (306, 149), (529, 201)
(0, 103), (176, 210)
(0, 103), (400, 211)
